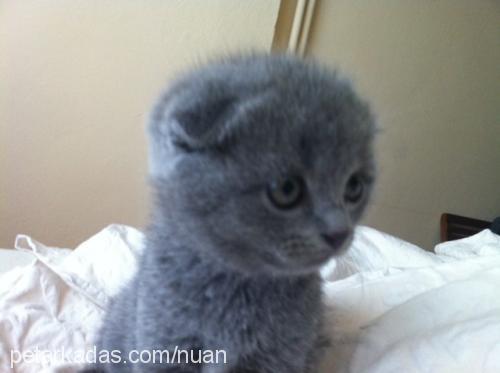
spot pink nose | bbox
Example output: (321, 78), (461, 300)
(321, 230), (349, 249)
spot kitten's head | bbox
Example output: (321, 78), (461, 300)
(149, 54), (376, 276)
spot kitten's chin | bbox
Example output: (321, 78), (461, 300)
(269, 237), (353, 276)
(214, 251), (335, 277)
(275, 254), (335, 275)
(215, 250), (327, 277)
(205, 235), (352, 277)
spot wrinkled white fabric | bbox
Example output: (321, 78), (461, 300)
(434, 228), (500, 259)
(0, 225), (143, 372)
(319, 228), (500, 373)
(0, 249), (33, 274)
(321, 226), (446, 281)
(0, 225), (499, 373)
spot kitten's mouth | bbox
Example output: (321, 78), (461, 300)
(273, 252), (334, 274)
(275, 246), (339, 272)
(274, 231), (352, 272)
(301, 251), (336, 267)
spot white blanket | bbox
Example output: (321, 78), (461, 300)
(0, 225), (499, 372)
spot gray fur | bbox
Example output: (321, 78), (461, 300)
(87, 53), (376, 373)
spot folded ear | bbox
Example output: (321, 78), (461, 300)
(171, 94), (238, 151)
(147, 79), (270, 178)
(150, 83), (240, 153)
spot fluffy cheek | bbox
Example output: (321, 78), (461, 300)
(199, 196), (288, 273)
(216, 205), (328, 273)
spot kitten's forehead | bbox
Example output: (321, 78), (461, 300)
(149, 54), (375, 180)
(214, 55), (374, 154)
(232, 81), (374, 177)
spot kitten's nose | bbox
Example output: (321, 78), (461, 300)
(321, 230), (350, 250)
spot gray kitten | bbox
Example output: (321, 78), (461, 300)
(87, 53), (376, 373)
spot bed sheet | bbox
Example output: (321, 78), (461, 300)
(320, 228), (500, 373)
(0, 248), (34, 274)
(0, 225), (499, 372)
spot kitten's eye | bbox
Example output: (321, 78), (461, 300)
(344, 173), (364, 204)
(267, 176), (305, 209)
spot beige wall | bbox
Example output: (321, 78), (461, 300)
(0, 0), (280, 248)
(2, 0), (499, 251)
(306, 0), (500, 249)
